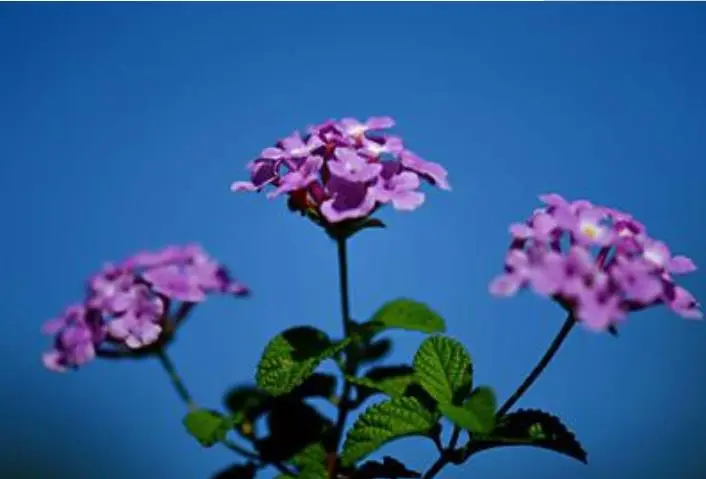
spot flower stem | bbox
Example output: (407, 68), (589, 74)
(421, 314), (576, 479)
(448, 426), (462, 450)
(496, 314), (575, 417)
(337, 237), (352, 338)
(420, 426), (462, 479)
(222, 439), (261, 461)
(156, 349), (196, 410)
(155, 349), (294, 474)
(421, 456), (450, 479)
(329, 237), (357, 476)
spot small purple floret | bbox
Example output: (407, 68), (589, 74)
(41, 245), (248, 371)
(490, 193), (702, 331)
(232, 116), (450, 224)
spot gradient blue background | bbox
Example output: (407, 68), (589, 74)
(2, 3), (705, 478)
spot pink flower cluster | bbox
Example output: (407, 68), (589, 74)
(490, 194), (701, 330)
(231, 116), (450, 224)
(41, 244), (248, 372)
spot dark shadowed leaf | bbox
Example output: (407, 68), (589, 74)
(222, 385), (271, 439)
(354, 337), (394, 365)
(291, 373), (338, 401)
(326, 217), (387, 241)
(353, 456), (421, 478)
(223, 386), (270, 419)
(256, 397), (332, 463)
(211, 463), (257, 479)
(468, 409), (587, 464)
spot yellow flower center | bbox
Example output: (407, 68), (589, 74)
(580, 221), (601, 240)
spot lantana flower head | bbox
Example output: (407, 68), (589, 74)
(41, 244), (248, 372)
(490, 194), (701, 331)
(231, 116), (450, 228)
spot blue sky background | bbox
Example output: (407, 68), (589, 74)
(2, 3), (705, 479)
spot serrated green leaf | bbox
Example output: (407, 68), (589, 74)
(183, 409), (230, 447)
(341, 396), (437, 466)
(364, 299), (446, 337)
(413, 336), (472, 405)
(439, 386), (497, 434)
(471, 409), (587, 464)
(290, 442), (327, 471)
(298, 467), (328, 479)
(348, 365), (416, 399)
(256, 326), (349, 396)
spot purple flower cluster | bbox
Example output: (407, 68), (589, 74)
(41, 244), (248, 372)
(490, 194), (702, 331)
(231, 116), (450, 223)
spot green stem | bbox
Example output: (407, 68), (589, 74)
(222, 439), (261, 461)
(420, 427), (462, 479)
(421, 456), (450, 479)
(496, 314), (575, 417)
(448, 426), (461, 450)
(156, 349), (196, 410)
(156, 349), (295, 475)
(337, 237), (352, 339)
(329, 237), (357, 472)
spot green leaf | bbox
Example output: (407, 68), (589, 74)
(183, 409), (230, 447)
(439, 386), (497, 434)
(298, 468), (328, 479)
(471, 409), (587, 464)
(291, 373), (338, 401)
(256, 326), (349, 396)
(347, 365), (416, 399)
(341, 396), (437, 466)
(413, 336), (472, 405)
(363, 299), (446, 338)
(290, 442), (327, 471)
